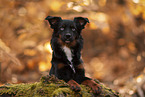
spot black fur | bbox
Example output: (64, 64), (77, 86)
(45, 16), (101, 94)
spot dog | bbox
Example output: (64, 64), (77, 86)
(45, 16), (101, 94)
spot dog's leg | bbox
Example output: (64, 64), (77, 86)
(74, 64), (102, 94)
(56, 63), (81, 92)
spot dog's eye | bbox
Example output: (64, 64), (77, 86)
(72, 28), (75, 31)
(60, 27), (64, 31)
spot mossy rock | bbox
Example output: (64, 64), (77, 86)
(0, 75), (121, 97)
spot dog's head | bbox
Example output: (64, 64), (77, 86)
(45, 16), (89, 44)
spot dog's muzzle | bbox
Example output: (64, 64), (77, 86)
(64, 33), (72, 43)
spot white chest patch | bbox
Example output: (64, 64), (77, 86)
(62, 46), (72, 62)
(62, 46), (76, 73)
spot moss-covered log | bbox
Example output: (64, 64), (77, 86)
(0, 75), (121, 97)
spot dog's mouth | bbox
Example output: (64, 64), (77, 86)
(61, 36), (74, 44)
(65, 40), (71, 44)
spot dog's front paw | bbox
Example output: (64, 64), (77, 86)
(82, 80), (101, 95)
(90, 82), (101, 95)
(67, 80), (81, 92)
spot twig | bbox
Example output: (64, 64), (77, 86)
(0, 47), (21, 66)
(137, 85), (144, 97)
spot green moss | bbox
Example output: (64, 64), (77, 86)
(0, 75), (121, 97)
(51, 88), (71, 96)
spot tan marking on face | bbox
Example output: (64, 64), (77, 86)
(58, 35), (65, 46)
(69, 40), (76, 47)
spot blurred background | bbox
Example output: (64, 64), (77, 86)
(0, 0), (145, 96)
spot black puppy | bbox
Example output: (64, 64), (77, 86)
(45, 16), (101, 94)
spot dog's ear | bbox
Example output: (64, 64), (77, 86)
(45, 16), (62, 29)
(74, 17), (89, 29)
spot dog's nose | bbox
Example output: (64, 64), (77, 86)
(65, 33), (71, 39)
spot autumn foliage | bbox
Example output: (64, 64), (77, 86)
(0, 0), (145, 96)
